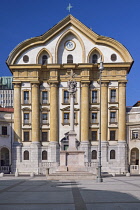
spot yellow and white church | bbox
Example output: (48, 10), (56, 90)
(7, 15), (133, 175)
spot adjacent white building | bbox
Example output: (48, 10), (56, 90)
(127, 101), (140, 174)
(0, 107), (14, 173)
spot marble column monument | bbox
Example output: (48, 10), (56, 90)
(59, 70), (85, 172)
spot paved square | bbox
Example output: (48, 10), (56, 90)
(0, 176), (140, 209)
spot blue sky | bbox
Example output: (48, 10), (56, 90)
(0, 0), (140, 106)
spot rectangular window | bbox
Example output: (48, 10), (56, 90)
(110, 112), (116, 123)
(64, 113), (69, 124)
(24, 113), (29, 124)
(64, 90), (69, 103)
(42, 91), (48, 104)
(2, 126), (7, 135)
(24, 131), (29, 142)
(24, 91), (29, 104)
(132, 131), (138, 139)
(110, 130), (116, 140)
(42, 113), (48, 124)
(42, 132), (48, 142)
(91, 131), (97, 141)
(110, 89), (116, 102)
(91, 113), (97, 123)
(92, 90), (97, 103)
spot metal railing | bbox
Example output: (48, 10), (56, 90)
(0, 166), (10, 173)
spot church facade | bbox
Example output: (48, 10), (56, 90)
(7, 15), (133, 175)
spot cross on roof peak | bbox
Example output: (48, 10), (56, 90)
(67, 3), (73, 13)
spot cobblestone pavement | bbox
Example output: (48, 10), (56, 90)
(0, 176), (140, 210)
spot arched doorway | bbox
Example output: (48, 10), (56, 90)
(0, 147), (10, 174)
(1, 147), (9, 166)
(130, 148), (139, 174)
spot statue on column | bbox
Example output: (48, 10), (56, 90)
(67, 69), (77, 94)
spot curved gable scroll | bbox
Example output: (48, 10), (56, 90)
(6, 15), (133, 67)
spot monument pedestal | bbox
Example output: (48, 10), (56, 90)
(59, 150), (85, 172)
(58, 130), (86, 172)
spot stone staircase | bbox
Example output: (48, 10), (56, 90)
(47, 171), (96, 180)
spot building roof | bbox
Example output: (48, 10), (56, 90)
(0, 107), (14, 112)
(133, 101), (140, 107)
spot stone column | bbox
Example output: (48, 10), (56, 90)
(31, 83), (40, 142)
(81, 83), (89, 142)
(100, 81), (108, 170)
(70, 93), (74, 131)
(101, 81), (108, 141)
(13, 83), (22, 173)
(50, 83), (58, 142)
(49, 83), (59, 163)
(80, 83), (90, 162)
(14, 83), (21, 142)
(118, 81), (126, 141)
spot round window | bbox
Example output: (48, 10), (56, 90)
(111, 54), (117, 61)
(23, 55), (29, 63)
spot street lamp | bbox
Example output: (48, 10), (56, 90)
(97, 56), (104, 182)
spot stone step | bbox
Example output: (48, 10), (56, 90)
(47, 171), (96, 180)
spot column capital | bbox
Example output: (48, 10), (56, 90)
(81, 82), (90, 87)
(13, 83), (21, 88)
(118, 81), (127, 87)
(50, 83), (58, 88)
(31, 82), (40, 88)
(101, 80), (109, 87)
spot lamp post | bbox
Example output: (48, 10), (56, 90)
(97, 56), (104, 182)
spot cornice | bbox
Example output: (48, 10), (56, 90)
(9, 62), (132, 71)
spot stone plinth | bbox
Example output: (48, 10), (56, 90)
(67, 130), (77, 151)
(58, 151), (85, 172)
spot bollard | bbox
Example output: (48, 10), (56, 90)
(30, 172), (34, 177)
(112, 173), (116, 177)
(0, 173), (4, 177)
(15, 169), (19, 177)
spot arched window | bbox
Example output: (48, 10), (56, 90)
(92, 54), (98, 64)
(92, 150), (97, 159)
(42, 151), (47, 160)
(24, 151), (29, 160)
(67, 54), (73, 63)
(42, 55), (48, 65)
(110, 150), (115, 159)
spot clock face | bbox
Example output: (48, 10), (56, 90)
(65, 41), (75, 51)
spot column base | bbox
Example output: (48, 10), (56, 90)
(12, 142), (23, 173)
(49, 141), (60, 163)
